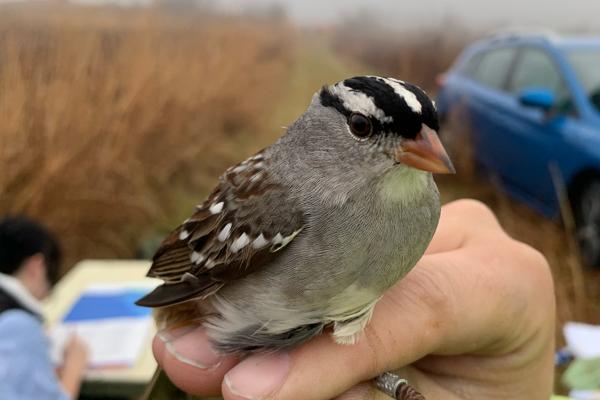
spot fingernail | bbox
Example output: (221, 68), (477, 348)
(224, 352), (290, 400)
(157, 325), (197, 342)
(160, 325), (222, 369)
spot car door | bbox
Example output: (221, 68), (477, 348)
(458, 46), (520, 174)
(496, 46), (578, 213)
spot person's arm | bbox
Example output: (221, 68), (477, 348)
(0, 310), (80, 400)
(58, 335), (89, 399)
(151, 199), (555, 399)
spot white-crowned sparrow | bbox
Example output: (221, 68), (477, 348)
(136, 76), (454, 356)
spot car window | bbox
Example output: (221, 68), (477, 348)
(459, 51), (482, 78)
(469, 47), (516, 90)
(567, 49), (600, 114)
(508, 48), (573, 113)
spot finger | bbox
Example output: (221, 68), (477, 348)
(66, 332), (77, 346)
(333, 382), (382, 400)
(151, 334), (165, 364)
(426, 199), (504, 254)
(74, 335), (90, 350)
(152, 326), (239, 396)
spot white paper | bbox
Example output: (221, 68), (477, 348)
(49, 282), (157, 368)
(564, 322), (600, 359)
(569, 390), (600, 400)
(82, 282), (158, 294)
(51, 317), (152, 368)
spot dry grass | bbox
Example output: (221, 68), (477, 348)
(0, 4), (293, 273)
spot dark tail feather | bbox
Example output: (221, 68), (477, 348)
(135, 279), (220, 307)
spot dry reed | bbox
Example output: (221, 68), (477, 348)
(0, 4), (293, 273)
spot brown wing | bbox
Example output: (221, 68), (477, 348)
(136, 151), (305, 307)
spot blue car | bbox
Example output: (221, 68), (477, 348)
(436, 31), (600, 267)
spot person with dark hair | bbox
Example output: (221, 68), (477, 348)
(0, 215), (89, 400)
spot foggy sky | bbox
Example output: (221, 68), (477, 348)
(4, 0), (598, 33)
(218, 0), (600, 33)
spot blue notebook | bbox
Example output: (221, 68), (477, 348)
(63, 287), (152, 322)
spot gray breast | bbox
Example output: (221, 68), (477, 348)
(304, 168), (440, 309)
(255, 167), (440, 311)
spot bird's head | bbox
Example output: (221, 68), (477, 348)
(296, 76), (455, 177)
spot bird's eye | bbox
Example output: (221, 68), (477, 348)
(348, 113), (372, 139)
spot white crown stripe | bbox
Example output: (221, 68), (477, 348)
(380, 78), (422, 114)
(329, 83), (392, 123)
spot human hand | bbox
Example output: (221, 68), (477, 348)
(152, 199), (555, 400)
(59, 334), (89, 399)
(63, 334), (89, 371)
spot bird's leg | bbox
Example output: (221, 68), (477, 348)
(376, 372), (425, 400)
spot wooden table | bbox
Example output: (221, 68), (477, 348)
(44, 259), (160, 399)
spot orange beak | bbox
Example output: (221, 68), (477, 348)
(395, 125), (455, 174)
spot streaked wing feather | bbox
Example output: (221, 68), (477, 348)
(138, 150), (305, 307)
